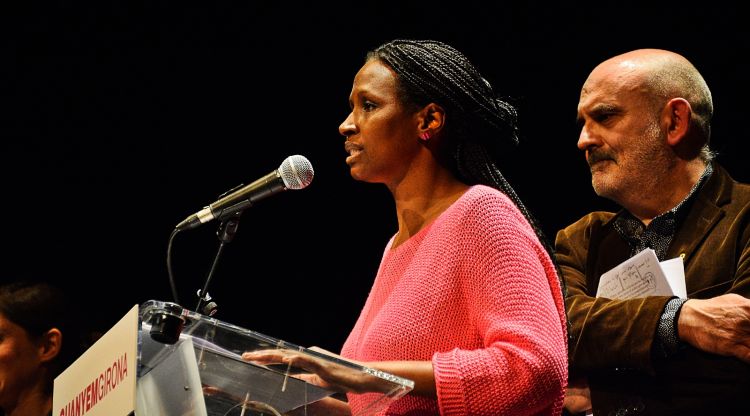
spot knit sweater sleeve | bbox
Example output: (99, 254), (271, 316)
(432, 189), (567, 415)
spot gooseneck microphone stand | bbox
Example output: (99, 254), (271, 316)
(167, 202), (244, 317)
(194, 211), (242, 316)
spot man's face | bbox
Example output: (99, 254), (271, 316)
(576, 61), (669, 206)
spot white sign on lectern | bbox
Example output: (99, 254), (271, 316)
(53, 304), (138, 416)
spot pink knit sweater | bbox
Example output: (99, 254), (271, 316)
(341, 185), (568, 415)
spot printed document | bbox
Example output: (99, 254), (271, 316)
(596, 248), (687, 299)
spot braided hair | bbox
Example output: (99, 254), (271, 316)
(367, 39), (551, 255)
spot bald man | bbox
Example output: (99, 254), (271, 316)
(556, 49), (750, 415)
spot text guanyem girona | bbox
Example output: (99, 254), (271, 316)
(59, 353), (128, 416)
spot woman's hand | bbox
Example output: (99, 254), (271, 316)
(241, 348), (390, 394)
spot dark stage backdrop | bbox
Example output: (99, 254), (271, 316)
(3, 3), (749, 351)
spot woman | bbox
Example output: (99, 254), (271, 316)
(0, 281), (83, 416)
(246, 39), (568, 415)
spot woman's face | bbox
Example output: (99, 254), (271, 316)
(0, 312), (44, 412)
(338, 59), (423, 187)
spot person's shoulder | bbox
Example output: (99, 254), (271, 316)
(462, 184), (514, 207)
(457, 185), (524, 218)
(554, 211), (616, 250)
(456, 185), (538, 232)
(464, 183), (500, 197)
(706, 163), (750, 206)
(560, 211), (616, 233)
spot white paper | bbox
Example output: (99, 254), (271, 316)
(659, 256), (687, 298)
(596, 248), (686, 299)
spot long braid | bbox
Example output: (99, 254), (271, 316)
(369, 40), (552, 256)
(369, 40), (570, 335)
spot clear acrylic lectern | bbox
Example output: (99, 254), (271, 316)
(137, 300), (414, 416)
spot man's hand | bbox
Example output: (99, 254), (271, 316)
(678, 293), (750, 363)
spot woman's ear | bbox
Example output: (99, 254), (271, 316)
(417, 103), (446, 139)
(39, 328), (63, 363)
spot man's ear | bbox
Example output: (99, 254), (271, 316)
(664, 98), (692, 147)
(39, 328), (63, 363)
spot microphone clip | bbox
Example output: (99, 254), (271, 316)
(195, 289), (218, 316)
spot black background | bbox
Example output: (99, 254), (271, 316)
(3, 2), (749, 351)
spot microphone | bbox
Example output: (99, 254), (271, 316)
(175, 155), (314, 231)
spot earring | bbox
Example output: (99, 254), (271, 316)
(419, 132), (431, 141)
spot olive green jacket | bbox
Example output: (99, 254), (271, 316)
(555, 163), (750, 415)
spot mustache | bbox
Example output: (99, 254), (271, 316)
(587, 149), (614, 166)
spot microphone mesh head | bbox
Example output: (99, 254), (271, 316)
(279, 155), (314, 190)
